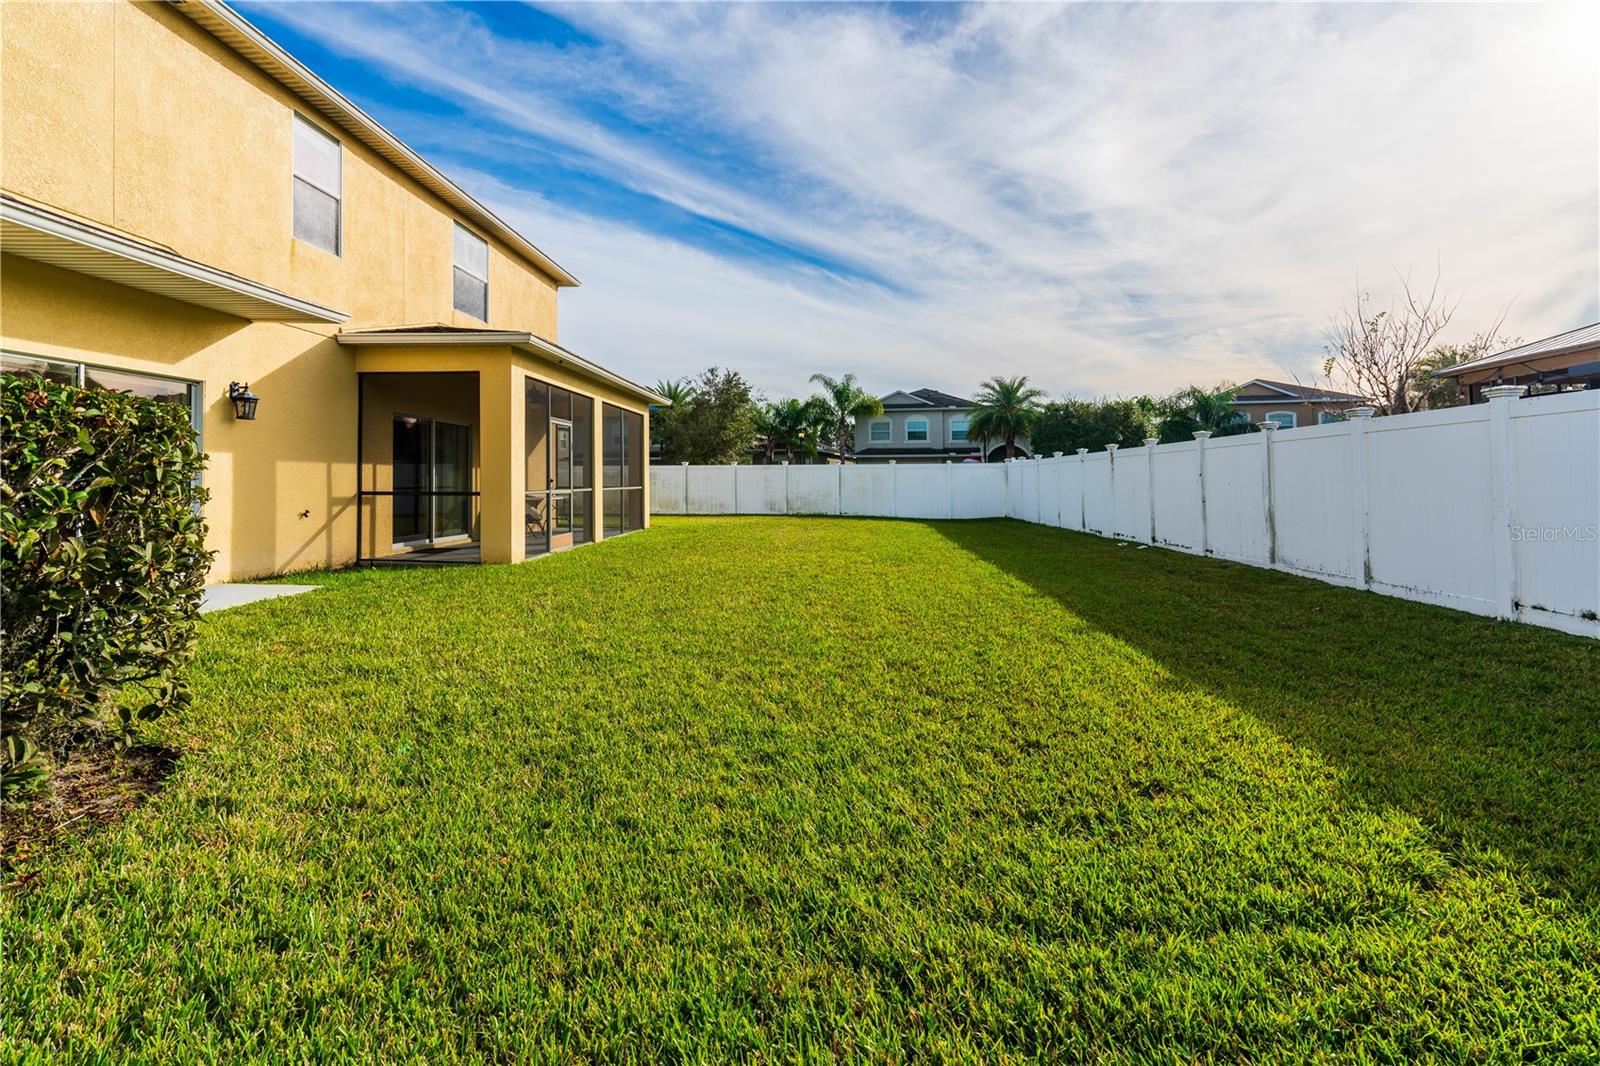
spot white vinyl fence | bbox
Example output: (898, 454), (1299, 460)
(652, 387), (1600, 636)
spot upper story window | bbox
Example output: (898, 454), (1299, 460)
(950, 418), (969, 442)
(1265, 411), (1297, 429)
(906, 418), (929, 442)
(1318, 411), (1341, 425)
(453, 224), (488, 320)
(869, 419), (891, 443)
(292, 115), (341, 255)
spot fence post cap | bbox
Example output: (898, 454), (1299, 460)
(1193, 430), (1213, 440)
(889, 459), (896, 465)
(1144, 437), (1159, 447)
(1105, 443), (1119, 452)
(1076, 447), (1089, 455)
(1256, 421), (1279, 432)
(1054, 451), (1064, 457)
(782, 461), (789, 466)
(681, 461), (690, 466)
(1343, 407), (1375, 419)
(1483, 384), (1528, 401)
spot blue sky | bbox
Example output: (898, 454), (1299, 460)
(240, 1), (1598, 401)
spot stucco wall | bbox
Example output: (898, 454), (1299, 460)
(853, 408), (1027, 459)
(0, 0), (560, 338)
(1, 254), (356, 580)
(0, 1), (659, 579)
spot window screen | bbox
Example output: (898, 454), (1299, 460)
(453, 224), (488, 319)
(292, 115), (341, 254)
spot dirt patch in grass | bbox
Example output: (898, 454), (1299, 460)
(2, 745), (179, 886)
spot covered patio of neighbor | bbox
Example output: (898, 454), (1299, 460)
(341, 328), (657, 567)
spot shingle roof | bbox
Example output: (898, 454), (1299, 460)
(1236, 379), (1371, 402)
(1431, 322), (1600, 378)
(881, 387), (974, 409)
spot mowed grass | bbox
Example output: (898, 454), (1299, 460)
(5, 516), (1599, 1062)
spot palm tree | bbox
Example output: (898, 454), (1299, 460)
(750, 402), (780, 464)
(967, 375), (1045, 461)
(1156, 384), (1254, 443)
(753, 399), (825, 463)
(769, 397), (830, 462)
(650, 378), (695, 463)
(808, 372), (883, 463)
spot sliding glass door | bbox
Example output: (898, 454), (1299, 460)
(393, 415), (472, 546)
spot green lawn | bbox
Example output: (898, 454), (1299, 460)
(5, 516), (1599, 1061)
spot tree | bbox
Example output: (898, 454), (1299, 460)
(1030, 396), (1163, 455)
(671, 367), (756, 465)
(1409, 328), (1518, 411)
(967, 375), (1046, 460)
(808, 372), (883, 463)
(1322, 270), (1460, 415)
(1156, 384), (1254, 443)
(650, 378), (696, 464)
(754, 397), (830, 463)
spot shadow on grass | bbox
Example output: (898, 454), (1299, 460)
(2, 744), (181, 888)
(933, 519), (1600, 904)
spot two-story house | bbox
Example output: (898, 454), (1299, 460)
(852, 388), (1030, 463)
(1, 0), (663, 581)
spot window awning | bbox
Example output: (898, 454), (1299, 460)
(1, 194), (348, 324)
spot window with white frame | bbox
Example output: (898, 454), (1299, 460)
(1318, 411), (1341, 425)
(292, 115), (341, 255)
(1265, 411), (1297, 428)
(869, 419), (891, 443)
(950, 418), (969, 441)
(452, 223), (489, 320)
(906, 418), (929, 442)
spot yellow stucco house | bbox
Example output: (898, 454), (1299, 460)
(1, 0), (662, 580)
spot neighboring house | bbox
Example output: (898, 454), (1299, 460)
(0, 0), (664, 580)
(1229, 380), (1371, 428)
(1431, 322), (1600, 403)
(852, 388), (1031, 463)
(748, 445), (839, 466)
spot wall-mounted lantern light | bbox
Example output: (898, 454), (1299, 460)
(228, 381), (259, 421)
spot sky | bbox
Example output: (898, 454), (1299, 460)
(240, 1), (1599, 402)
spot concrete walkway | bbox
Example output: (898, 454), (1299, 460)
(200, 583), (320, 614)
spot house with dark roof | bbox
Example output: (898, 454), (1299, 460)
(851, 388), (1030, 463)
(1228, 380), (1372, 428)
(1430, 322), (1600, 403)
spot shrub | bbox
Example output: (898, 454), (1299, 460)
(1, 372), (211, 795)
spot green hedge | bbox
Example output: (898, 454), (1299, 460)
(1, 372), (211, 794)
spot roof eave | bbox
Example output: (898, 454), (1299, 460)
(173, 0), (581, 289)
(1432, 338), (1600, 378)
(336, 330), (668, 406)
(1, 193), (348, 323)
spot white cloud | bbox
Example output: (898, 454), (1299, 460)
(256, 1), (1598, 399)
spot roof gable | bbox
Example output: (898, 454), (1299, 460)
(879, 389), (933, 408)
(879, 387), (973, 410)
(1235, 379), (1371, 403)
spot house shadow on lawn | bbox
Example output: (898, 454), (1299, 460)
(932, 519), (1600, 905)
